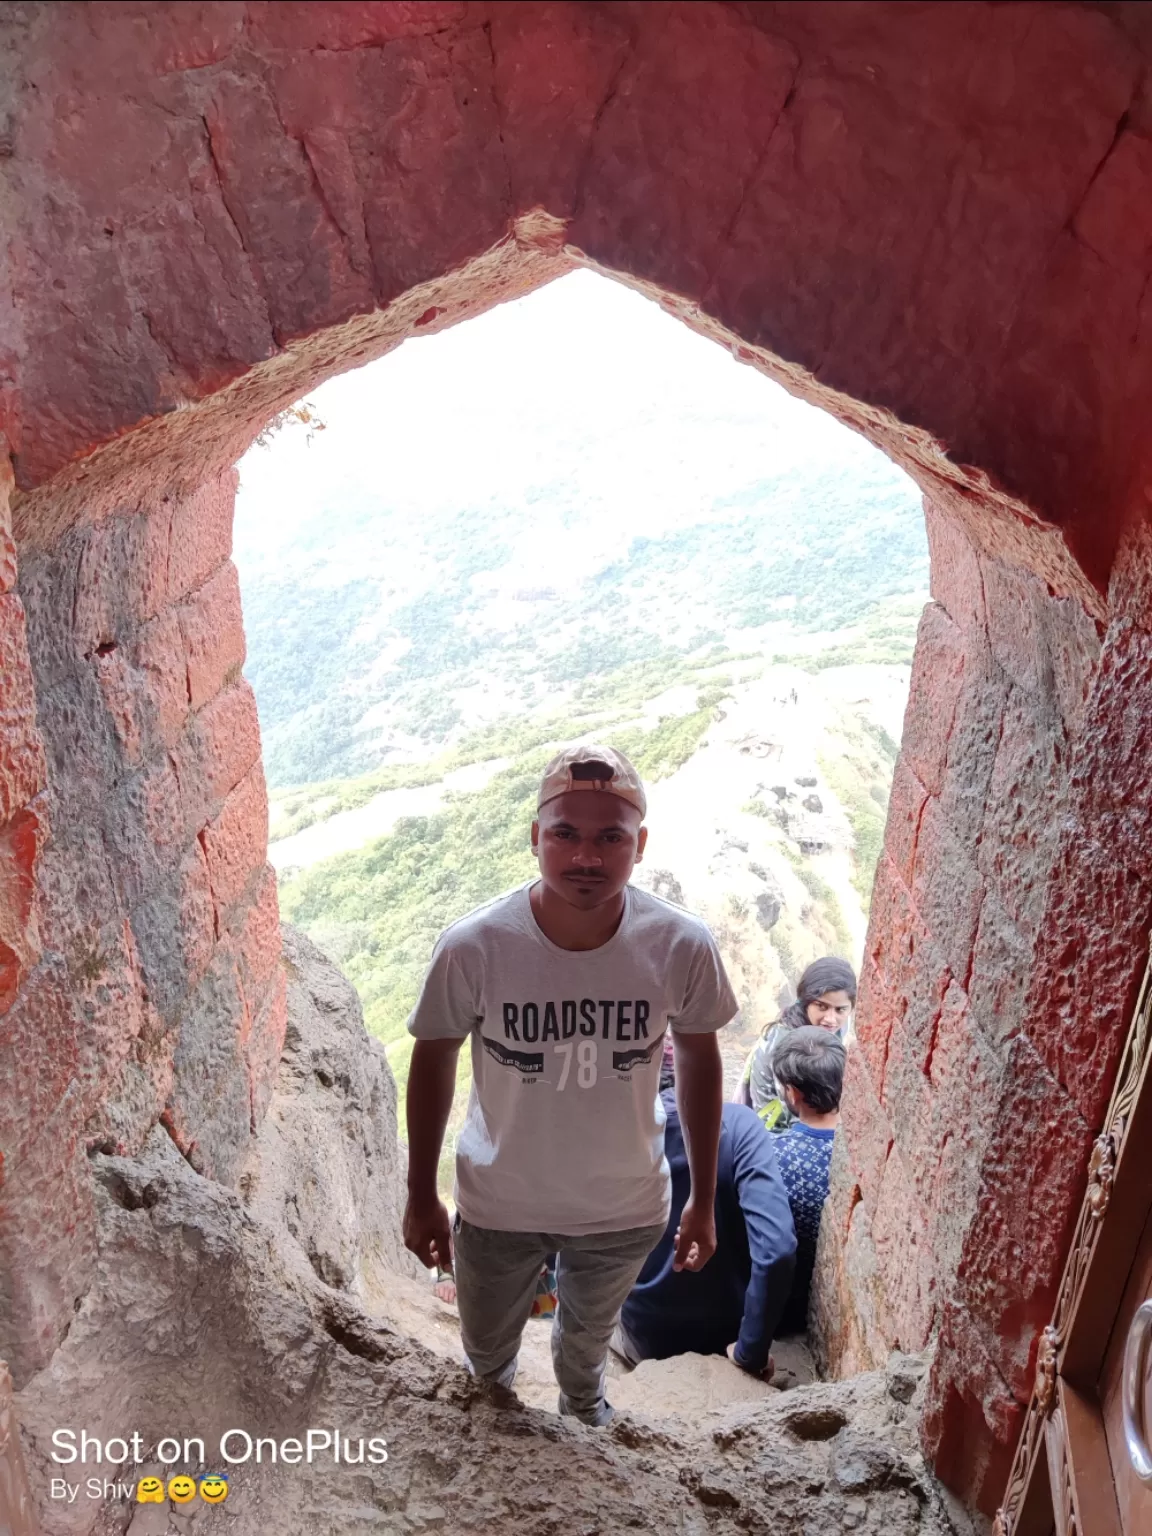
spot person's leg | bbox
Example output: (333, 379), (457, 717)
(453, 1217), (550, 1389)
(608, 1317), (643, 1369)
(551, 1223), (665, 1424)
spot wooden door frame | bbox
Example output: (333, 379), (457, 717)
(996, 935), (1152, 1535)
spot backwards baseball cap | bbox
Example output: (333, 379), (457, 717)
(537, 743), (647, 818)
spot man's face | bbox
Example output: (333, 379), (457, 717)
(532, 791), (647, 911)
(805, 990), (853, 1032)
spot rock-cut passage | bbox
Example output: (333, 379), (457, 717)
(13, 929), (984, 1536)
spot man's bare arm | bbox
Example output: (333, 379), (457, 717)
(671, 1029), (724, 1271)
(403, 1037), (464, 1269)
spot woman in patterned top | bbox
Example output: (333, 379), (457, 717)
(734, 957), (856, 1131)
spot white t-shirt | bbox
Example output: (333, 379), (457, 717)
(406, 882), (739, 1235)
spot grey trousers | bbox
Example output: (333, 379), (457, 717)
(452, 1214), (665, 1419)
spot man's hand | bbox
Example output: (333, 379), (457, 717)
(726, 1342), (776, 1382)
(404, 1037), (462, 1271)
(672, 1193), (717, 1271)
(403, 1193), (453, 1272)
(671, 1030), (722, 1270)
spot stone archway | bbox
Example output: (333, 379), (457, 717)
(4, 0), (1152, 1516)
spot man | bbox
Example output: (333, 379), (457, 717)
(613, 1075), (797, 1378)
(770, 1025), (846, 1335)
(403, 744), (736, 1426)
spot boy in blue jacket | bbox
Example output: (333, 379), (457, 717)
(614, 1070), (797, 1377)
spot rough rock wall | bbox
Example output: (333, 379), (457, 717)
(4, 468), (285, 1384)
(11, 928), (980, 1536)
(3, 0), (1152, 1515)
(242, 925), (424, 1296)
(812, 494), (1152, 1510)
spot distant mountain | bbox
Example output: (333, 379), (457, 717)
(237, 431), (927, 788)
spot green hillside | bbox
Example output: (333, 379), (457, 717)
(241, 445), (926, 788)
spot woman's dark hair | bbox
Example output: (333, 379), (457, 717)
(775, 956), (858, 1033)
(771, 1025), (847, 1113)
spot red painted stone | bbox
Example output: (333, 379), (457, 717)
(1044, 590), (1102, 738)
(0, 806), (41, 997)
(202, 72), (375, 340)
(178, 840), (217, 991)
(867, 847), (954, 1071)
(881, 757), (927, 888)
(966, 893), (1033, 1048)
(226, 864), (282, 1019)
(1106, 502), (1152, 626)
(899, 604), (966, 798)
(246, 964), (288, 1132)
(879, 1018), (935, 1184)
(167, 472), (236, 604)
(174, 678), (263, 830)
(851, 952), (894, 1089)
(1072, 616), (1152, 854)
(177, 561), (246, 713)
(909, 797), (983, 986)
(925, 498), (986, 634)
(248, 1), (464, 55)
(1025, 825), (1152, 1131)
(934, 627), (1007, 854)
(491, 0), (631, 218)
(1074, 130), (1152, 272)
(73, 508), (171, 653)
(837, 1044), (892, 1208)
(924, 986), (1004, 1280)
(869, 1144), (936, 1350)
(268, 23), (512, 307)
(132, 610), (190, 753)
(922, 1297), (1023, 1515)
(0, 1100), (97, 1383)
(0, 960), (78, 1169)
(0, 448), (16, 596)
(71, 916), (150, 1124)
(976, 686), (1067, 942)
(863, 851), (914, 983)
(952, 1034), (1095, 1402)
(200, 762), (269, 922)
(572, 3), (798, 300)
(0, 594), (47, 826)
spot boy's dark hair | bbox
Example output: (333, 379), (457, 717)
(771, 1025), (846, 1114)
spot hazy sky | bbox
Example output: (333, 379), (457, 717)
(234, 268), (918, 570)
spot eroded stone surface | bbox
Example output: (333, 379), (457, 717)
(11, 936), (979, 1536)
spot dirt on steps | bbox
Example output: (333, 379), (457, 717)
(362, 1261), (817, 1421)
